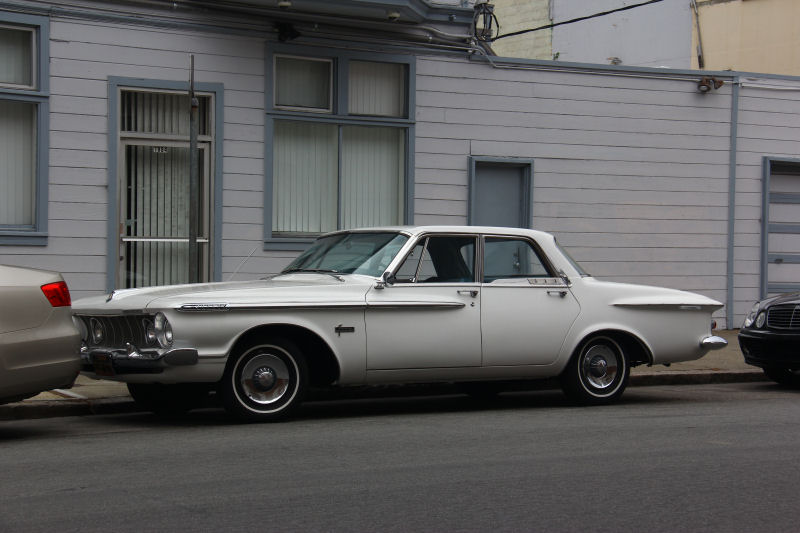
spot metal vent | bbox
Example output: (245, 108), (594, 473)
(766, 305), (800, 329)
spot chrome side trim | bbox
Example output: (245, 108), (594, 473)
(177, 301), (466, 312)
(700, 335), (728, 350)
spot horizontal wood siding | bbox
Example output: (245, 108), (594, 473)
(733, 82), (800, 322)
(0, 15), (266, 297)
(416, 56), (733, 323)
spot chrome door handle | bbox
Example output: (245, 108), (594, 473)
(547, 290), (567, 298)
(457, 290), (479, 297)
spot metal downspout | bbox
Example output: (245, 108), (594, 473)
(726, 77), (740, 328)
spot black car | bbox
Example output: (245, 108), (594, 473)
(739, 292), (800, 386)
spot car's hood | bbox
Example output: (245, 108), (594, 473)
(763, 291), (800, 307)
(578, 278), (723, 310)
(73, 274), (373, 313)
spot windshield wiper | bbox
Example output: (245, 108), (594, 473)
(280, 268), (345, 282)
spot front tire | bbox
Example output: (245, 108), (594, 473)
(560, 335), (630, 405)
(222, 338), (307, 422)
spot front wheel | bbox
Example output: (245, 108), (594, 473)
(560, 335), (630, 405)
(222, 338), (307, 422)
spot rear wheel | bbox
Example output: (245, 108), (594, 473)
(763, 367), (800, 387)
(222, 338), (307, 422)
(560, 335), (630, 405)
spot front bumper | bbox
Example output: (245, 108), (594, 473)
(81, 344), (199, 376)
(738, 329), (800, 369)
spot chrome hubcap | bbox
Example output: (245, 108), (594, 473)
(581, 344), (619, 389)
(239, 352), (291, 405)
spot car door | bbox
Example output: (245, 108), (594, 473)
(480, 236), (580, 366)
(365, 234), (482, 370)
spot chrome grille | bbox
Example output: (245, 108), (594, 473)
(766, 305), (800, 330)
(78, 314), (153, 348)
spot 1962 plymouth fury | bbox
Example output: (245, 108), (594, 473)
(74, 226), (726, 421)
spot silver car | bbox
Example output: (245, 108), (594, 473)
(74, 226), (725, 421)
(0, 265), (82, 404)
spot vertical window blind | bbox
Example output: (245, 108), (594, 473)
(0, 100), (35, 227)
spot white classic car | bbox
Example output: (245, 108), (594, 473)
(74, 226), (726, 421)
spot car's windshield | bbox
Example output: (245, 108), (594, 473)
(282, 232), (408, 278)
(555, 239), (590, 277)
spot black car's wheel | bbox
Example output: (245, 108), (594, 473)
(222, 338), (307, 422)
(763, 367), (800, 387)
(560, 335), (630, 405)
(127, 383), (210, 416)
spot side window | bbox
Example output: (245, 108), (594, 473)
(394, 236), (476, 283)
(483, 238), (551, 282)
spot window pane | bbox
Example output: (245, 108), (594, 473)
(418, 236), (475, 283)
(483, 238), (551, 281)
(0, 27), (33, 87)
(348, 61), (405, 117)
(121, 91), (210, 136)
(0, 100), (36, 226)
(273, 120), (338, 235)
(341, 126), (404, 229)
(275, 56), (331, 111)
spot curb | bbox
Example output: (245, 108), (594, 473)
(0, 371), (768, 421)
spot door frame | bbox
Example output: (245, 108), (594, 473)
(106, 77), (224, 292)
(467, 156), (534, 228)
(761, 156), (800, 297)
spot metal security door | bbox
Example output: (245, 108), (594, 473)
(469, 159), (532, 228)
(119, 142), (210, 288)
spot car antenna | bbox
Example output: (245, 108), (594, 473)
(227, 247), (258, 281)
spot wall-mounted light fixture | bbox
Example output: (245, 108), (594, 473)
(387, 11), (400, 21)
(698, 76), (724, 93)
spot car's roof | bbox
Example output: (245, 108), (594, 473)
(324, 225), (554, 240)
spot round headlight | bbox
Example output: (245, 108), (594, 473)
(153, 312), (173, 347)
(73, 316), (89, 342)
(755, 311), (767, 329)
(743, 303), (760, 327)
(89, 318), (105, 345)
(143, 319), (157, 345)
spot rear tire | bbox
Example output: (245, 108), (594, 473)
(222, 338), (307, 422)
(560, 335), (630, 405)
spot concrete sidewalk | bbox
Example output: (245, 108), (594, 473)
(0, 330), (762, 420)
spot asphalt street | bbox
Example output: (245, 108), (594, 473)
(1, 382), (799, 532)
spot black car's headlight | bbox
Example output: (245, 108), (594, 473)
(154, 312), (174, 348)
(755, 311), (767, 329)
(743, 302), (760, 328)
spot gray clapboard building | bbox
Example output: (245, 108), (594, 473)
(1, 0), (799, 328)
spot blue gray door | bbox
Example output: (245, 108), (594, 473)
(762, 159), (800, 297)
(469, 158), (532, 228)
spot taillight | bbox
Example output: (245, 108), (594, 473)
(41, 281), (72, 307)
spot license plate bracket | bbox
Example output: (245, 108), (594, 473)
(92, 352), (115, 377)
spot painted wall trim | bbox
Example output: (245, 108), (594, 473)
(106, 77), (224, 292)
(725, 77), (739, 328)
(467, 156), (535, 228)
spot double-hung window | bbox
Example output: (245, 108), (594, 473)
(266, 46), (414, 249)
(0, 13), (48, 245)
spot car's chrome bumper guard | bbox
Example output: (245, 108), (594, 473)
(81, 343), (199, 375)
(700, 335), (728, 350)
